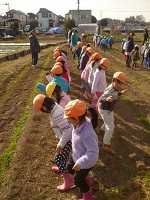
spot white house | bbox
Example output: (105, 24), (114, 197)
(65, 10), (91, 26)
(36, 8), (58, 30)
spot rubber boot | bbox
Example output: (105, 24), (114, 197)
(86, 176), (94, 187)
(51, 166), (60, 174)
(79, 189), (93, 200)
(57, 173), (75, 191)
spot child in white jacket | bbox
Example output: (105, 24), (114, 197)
(91, 58), (110, 109)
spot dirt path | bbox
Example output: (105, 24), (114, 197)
(0, 42), (149, 200)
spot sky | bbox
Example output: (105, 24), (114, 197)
(0, 0), (150, 22)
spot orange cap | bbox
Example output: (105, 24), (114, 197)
(64, 99), (86, 118)
(51, 65), (63, 75)
(100, 58), (110, 68)
(77, 41), (82, 48)
(33, 94), (46, 111)
(53, 46), (61, 52)
(56, 56), (65, 62)
(54, 62), (63, 67)
(53, 51), (60, 59)
(91, 53), (101, 60)
(113, 72), (126, 83)
(86, 47), (93, 55)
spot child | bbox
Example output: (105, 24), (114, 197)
(54, 62), (70, 83)
(74, 41), (82, 60)
(81, 53), (101, 99)
(98, 72), (127, 155)
(91, 58), (110, 110)
(130, 45), (140, 71)
(143, 43), (150, 69)
(46, 82), (71, 108)
(64, 99), (99, 200)
(51, 65), (70, 94)
(140, 42), (149, 65)
(33, 94), (74, 191)
(56, 55), (71, 76)
(108, 36), (114, 49)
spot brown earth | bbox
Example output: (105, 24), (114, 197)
(0, 36), (149, 200)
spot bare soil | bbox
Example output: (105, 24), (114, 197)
(0, 36), (149, 200)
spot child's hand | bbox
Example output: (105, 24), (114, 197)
(72, 164), (81, 171)
(106, 96), (113, 102)
(56, 146), (62, 153)
(121, 89), (128, 94)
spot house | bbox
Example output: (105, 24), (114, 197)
(6, 9), (28, 30)
(36, 8), (59, 30)
(65, 10), (91, 26)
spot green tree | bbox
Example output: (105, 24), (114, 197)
(91, 15), (97, 23)
(100, 18), (108, 27)
(63, 18), (75, 32)
(29, 19), (39, 30)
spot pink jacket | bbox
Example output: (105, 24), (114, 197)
(59, 92), (71, 108)
(81, 64), (90, 83)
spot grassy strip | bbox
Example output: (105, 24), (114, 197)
(0, 53), (51, 184)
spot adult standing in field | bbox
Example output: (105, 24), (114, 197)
(29, 29), (40, 67)
(125, 32), (135, 67)
(70, 29), (78, 54)
(142, 28), (149, 46)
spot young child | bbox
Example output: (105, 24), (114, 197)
(33, 94), (74, 191)
(143, 43), (150, 69)
(56, 55), (71, 77)
(46, 82), (71, 108)
(98, 72), (127, 155)
(91, 58), (110, 110)
(51, 65), (70, 94)
(81, 53), (101, 99)
(130, 45), (140, 71)
(64, 99), (99, 200)
(108, 36), (114, 49)
(54, 62), (70, 83)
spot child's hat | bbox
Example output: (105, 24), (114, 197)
(51, 65), (63, 75)
(64, 99), (86, 118)
(46, 82), (57, 97)
(113, 72), (126, 83)
(53, 51), (60, 59)
(100, 58), (110, 68)
(33, 94), (46, 111)
(54, 62), (63, 67)
(91, 53), (101, 60)
(53, 46), (61, 52)
(56, 56), (65, 62)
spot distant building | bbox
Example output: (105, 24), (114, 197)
(65, 10), (91, 26)
(36, 8), (59, 30)
(6, 9), (28, 29)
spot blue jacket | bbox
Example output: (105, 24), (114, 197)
(108, 38), (114, 45)
(79, 52), (89, 71)
(53, 76), (70, 94)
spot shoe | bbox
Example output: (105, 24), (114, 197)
(102, 144), (116, 155)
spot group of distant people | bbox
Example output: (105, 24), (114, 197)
(121, 28), (150, 70)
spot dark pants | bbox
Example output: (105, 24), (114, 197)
(32, 52), (38, 65)
(67, 157), (93, 193)
(54, 141), (72, 173)
(126, 55), (131, 67)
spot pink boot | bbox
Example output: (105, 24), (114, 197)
(79, 189), (93, 200)
(57, 173), (75, 191)
(51, 166), (60, 174)
(86, 176), (94, 187)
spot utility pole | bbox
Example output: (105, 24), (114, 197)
(5, 3), (10, 11)
(77, 0), (80, 31)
